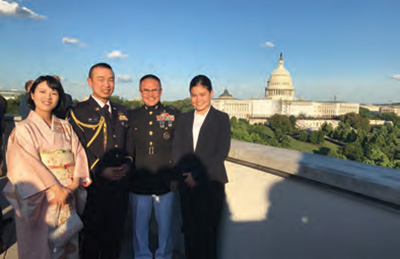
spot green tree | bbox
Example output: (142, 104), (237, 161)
(268, 114), (292, 134)
(340, 112), (370, 132)
(327, 149), (346, 159)
(109, 95), (141, 109)
(6, 95), (24, 115)
(298, 130), (308, 142)
(165, 98), (193, 112)
(345, 129), (357, 143)
(289, 115), (297, 129)
(230, 116), (238, 127)
(379, 112), (400, 126)
(359, 107), (379, 119)
(321, 122), (333, 136)
(309, 130), (324, 144)
(366, 148), (392, 167)
(356, 128), (368, 145)
(332, 122), (351, 142)
(343, 142), (364, 162)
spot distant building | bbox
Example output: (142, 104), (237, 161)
(0, 89), (25, 100)
(212, 53), (360, 125)
(379, 106), (400, 116)
(360, 104), (381, 113)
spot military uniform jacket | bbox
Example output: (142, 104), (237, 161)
(68, 96), (133, 182)
(128, 102), (180, 195)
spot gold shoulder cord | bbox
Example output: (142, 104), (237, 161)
(70, 110), (109, 171)
(69, 110), (107, 149)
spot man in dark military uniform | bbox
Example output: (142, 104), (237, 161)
(128, 74), (180, 259)
(68, 63), (133, 259)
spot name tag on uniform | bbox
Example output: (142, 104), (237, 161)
(88, 116), (100, 123)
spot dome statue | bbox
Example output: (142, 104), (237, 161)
(265, 53), (295, 100)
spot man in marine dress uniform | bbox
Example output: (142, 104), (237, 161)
(128, 74), (180, 259)
(68, 63), (133, 259)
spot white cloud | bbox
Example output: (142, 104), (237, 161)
(69, 80), (87, 86)
(106, 50), (128, 59)
(392, 74), (400, 80)
(62, 37), (86, 47)
(0, 0), (45, 19)
(116, 74), (133, 83)
(262, 41), (275, 48)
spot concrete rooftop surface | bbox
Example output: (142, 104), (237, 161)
(1, 139), (400, 258)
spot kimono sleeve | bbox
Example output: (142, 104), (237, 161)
(6, 124), (58, 199)
(69, 123), (90, 181)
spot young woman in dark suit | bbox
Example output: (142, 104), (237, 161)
(172, 75), (231, 259)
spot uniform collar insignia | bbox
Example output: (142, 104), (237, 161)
(144, 102), (162, 111)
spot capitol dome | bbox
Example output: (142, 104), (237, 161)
(265, 53), (295, 100)
(219, 89), (233, 99)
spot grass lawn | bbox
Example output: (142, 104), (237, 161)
(287, 136), (340, 155)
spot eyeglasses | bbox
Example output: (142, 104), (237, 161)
(141, 89), (160, 95)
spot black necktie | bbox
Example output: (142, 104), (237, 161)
(103, 104), (112, 118)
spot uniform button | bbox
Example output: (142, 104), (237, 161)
(113, 135), (117, 138)
(149, 121), (153, 125)
(149, 111), (153, 115)
(115, 144), (118, 148)
(165, 127), (168, 130)
(149, 131), (153, 136)
(150, 142), (153, 146)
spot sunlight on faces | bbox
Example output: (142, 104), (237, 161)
(140, 78), (162, 107)
(31, 81), (59, 114)
(88, 67), (115, 103)
(190, 85), (213, 115)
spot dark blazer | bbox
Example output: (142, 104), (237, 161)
(172, 106), (231, 184)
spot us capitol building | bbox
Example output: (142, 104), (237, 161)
(212, 53), (359, 125)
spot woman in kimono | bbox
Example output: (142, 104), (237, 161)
(3, 75), (91, 259)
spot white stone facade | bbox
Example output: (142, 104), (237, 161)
(212, 53), (359, 120)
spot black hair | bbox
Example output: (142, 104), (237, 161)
(139, 74), (162, 88)
(189, 75), (213, 92)
(27, 75), (66, 115)
(88, 63), (113, 78)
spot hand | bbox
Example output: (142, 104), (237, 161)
(170, 180), (178, 192)
(49, 184), (73, 205)
(182, 172), (197, 188)
(102, 164), (129, 181)
(68, 177), (80, 191)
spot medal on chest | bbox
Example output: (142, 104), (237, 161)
(118, 112), (128, 126)
(156, 110), (175, 128)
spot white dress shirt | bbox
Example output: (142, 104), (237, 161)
(192, 107), (210, 151)
(91, 95), (111, 113)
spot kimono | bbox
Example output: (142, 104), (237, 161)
(3, 111), (90, 259)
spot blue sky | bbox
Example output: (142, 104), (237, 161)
(0, 0), (399, 104)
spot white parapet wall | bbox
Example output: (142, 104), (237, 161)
(228, 139), (400, 206)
